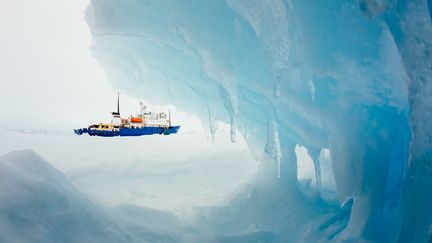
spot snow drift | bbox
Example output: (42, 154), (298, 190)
(82, 0), (432, 242)
(0, 150), (194, 243)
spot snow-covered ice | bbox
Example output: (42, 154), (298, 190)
(0, 150), (197, 243)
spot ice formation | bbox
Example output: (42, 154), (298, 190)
(83, 0), (432, 242)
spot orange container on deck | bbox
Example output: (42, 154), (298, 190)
(130, 117), (143, 123)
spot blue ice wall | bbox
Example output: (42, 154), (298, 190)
(85, 0), (432, 242)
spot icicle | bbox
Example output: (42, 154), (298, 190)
(265, 120), (281, 178)
(215, 76), (237, 143)
(315, 158), (321, 195)
(225, 86), (238, 143)
(207, 105), (217, 143)
(230, 115), (237, 143)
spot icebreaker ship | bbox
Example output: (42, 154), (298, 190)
(84, 0), (432, 242)
(74, 93), (180, 137)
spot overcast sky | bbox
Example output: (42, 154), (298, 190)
(0, 0), (158, 130)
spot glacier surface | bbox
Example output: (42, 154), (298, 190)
(83, 0), (432, 242)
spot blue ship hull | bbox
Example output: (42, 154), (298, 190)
(74, 126), (180, 137)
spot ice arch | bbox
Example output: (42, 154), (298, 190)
(85, 0), (432, 242)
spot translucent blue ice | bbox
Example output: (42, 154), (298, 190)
(83, 0), (432, 242)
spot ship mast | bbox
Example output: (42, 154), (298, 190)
(112, 92), (120, 117)
(117, 92), (120, 115)
(169, 109), (171, 127)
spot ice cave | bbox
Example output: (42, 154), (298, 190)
(0, 0), (431, 242)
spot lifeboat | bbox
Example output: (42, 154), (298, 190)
(130, 117), (143, 123)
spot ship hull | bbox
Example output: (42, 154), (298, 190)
(75, 126), (180, 137)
